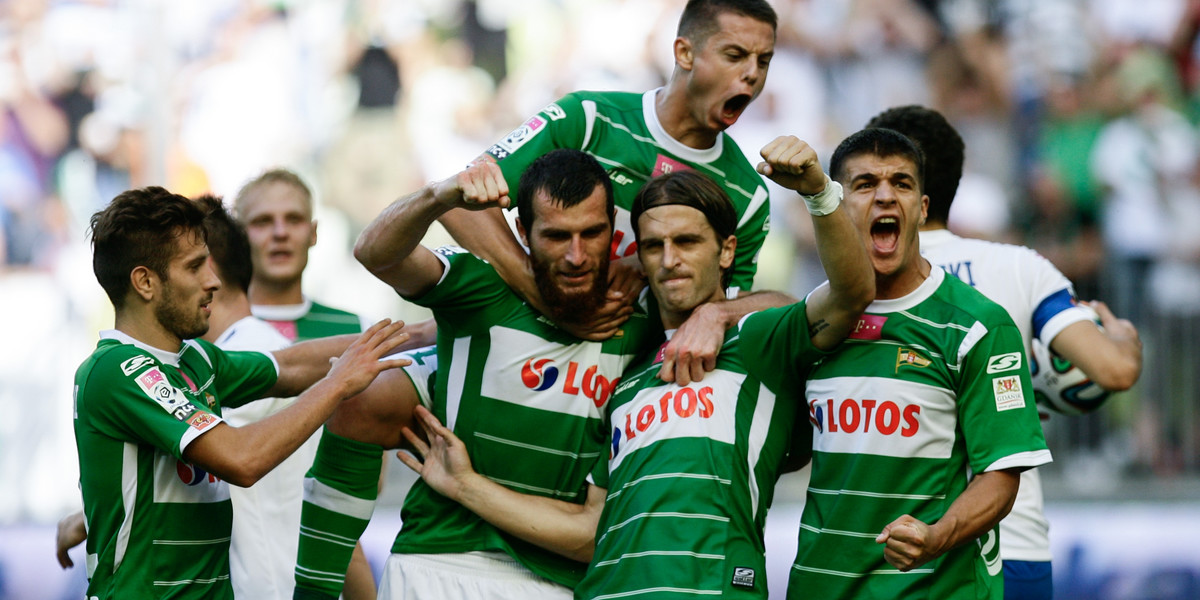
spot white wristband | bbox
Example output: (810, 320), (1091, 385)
(802, 174), (842, 216)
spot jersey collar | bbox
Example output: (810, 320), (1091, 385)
(100, 329), (185, 366)
(865, 266), (946, 314)
(250, 296), (313, 321)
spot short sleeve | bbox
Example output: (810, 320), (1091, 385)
(955, 323), (1051, 474)
(485, 93), (588, 207)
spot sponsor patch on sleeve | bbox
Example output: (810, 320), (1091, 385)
(433, 245), (469, 257)
(488, 115), (548, 158)
(185, 411), (218, 431)
(731, 567), (756, 588)
(135, 367), (189, 412)
(986, 352), (1022, 373)
(120, 355), (155, 376)
(992, 376), (1026, 411)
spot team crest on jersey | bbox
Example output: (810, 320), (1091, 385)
(120, 354), (155, 376)
(986, 352), (1022, 374)
(992, 376), (1026, 411)
(895, 348), (931, 372)
(186, 411), (218, 431)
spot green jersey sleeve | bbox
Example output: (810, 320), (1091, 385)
(736, 301), (828, 395)
(82, 347), (222, 460)
(725, 171), (770, 294)
(484, 92), (588, 198)
(191, 338), (279, 410)
(955, 322), (1049, 473)
(412, 247), (513, 314)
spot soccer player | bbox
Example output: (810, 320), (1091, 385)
(868, 105), (1143, 600)
(787, 128), (1052, 599)
(234, 168), (389, 598)
(397, 135), (874, 599)
(73, 186), (410, 600)
(442, 0), (779, 326)
(234, 169), (373, 342)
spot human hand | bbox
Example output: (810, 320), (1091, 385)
(876, 514), (943, 571)
(1085, 300), (1141, 349)
(56, 510), (86, 569)
(433, 160), (511, 210)
(658, 302), (725, 385)
(396, 405), (476, 502)
(758, 136), (828, 196)
(327, 319), (413, 398)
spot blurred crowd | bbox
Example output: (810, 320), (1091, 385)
(2, 0), (1200, 522)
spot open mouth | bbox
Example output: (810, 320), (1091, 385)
(870, 217), (900, 253)
(721, 94), (752, 123)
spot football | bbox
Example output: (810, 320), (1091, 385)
(1030, 304), (1112, 415)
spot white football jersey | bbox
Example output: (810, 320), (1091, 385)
(921, 229), (1092, 561)
(217, 316), (318, 600)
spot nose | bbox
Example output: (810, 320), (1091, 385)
(271, 217), (287, 238)
(203, 261), (221, 292)
(662, 241), (681, 269)
(565, 235), (587, 267)
(875, 181), (897, 205)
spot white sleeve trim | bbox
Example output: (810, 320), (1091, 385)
(983, 449), (1053, 473)
(1040, 306), (1093, 347)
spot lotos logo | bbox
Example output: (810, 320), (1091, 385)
(521, 358), (559, 391)
(807, 398), (921, 437)
(612, 386), (715, 459)
(176, 460), (219, 486)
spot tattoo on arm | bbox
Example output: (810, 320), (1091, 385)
(808, 319), (830, 338)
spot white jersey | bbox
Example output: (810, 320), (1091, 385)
(216, 316), (320, 600)
(921, 229), (1092, 562)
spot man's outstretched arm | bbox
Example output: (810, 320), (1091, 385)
(398, 405), (604, 562)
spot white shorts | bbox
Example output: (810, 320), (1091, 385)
(377, 551), (572, 600)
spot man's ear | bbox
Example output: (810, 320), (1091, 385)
(516, 218), (530, 249)
(131, 266), (157, 302)
(719, 235), (737, 270)
(309, 219), (318, 248)
(674, 36), (694, 71)
(920, 195), (929, 226)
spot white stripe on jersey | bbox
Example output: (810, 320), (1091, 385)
(606, 472), (731, 502)
(445, 336), (471, 431)
(745, 382), (777, 520)
(302, 477), (375, 520)
(592, 550), (725, 568)
(473, 431), (602, 459)
(114, 442), (137, 570)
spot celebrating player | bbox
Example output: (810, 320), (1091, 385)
(787, 128), (1051, 599)
(869, 105), (1142, 600)
(398, 135), (874, 599)
(72, 187), (410, 600)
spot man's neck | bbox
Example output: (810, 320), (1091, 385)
(248, 279), (304, 306)
(875, 257), (932, 300)
(114, 310), (183, 353)
(654, 83), (719, 150)
(203, 291), (253, 343)
(919, 222), (948, 233)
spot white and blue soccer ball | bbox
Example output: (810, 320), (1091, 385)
(1030, 305), (1112, 416)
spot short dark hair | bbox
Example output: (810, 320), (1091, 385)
(196, 194), (253, 294)
(866, 105), (963, 226)
(830, 127), (925, 192)
(90, 187), (207, 310)
(516, 149), (614, 232)
(631, 170), (738, 287)
(233, 168), (313, 220)
(678, 0), (778, 46)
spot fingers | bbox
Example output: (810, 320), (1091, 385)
(396, 448), (423, 473)
(414, 405), (454, 440)
(457, 161), (510, 209)
(401, 426), (429, 458)
(57, 549), (73, 569)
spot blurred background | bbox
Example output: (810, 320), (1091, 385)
(1, 0), (1198, 598)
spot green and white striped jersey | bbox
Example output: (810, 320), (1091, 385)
(486, 89), (770, 294)
(577, 301), (822, 600)
(73, 331), (278, 599)
(789, 268), (1051, 600)
(252, 298), (365, 342)
(391, 248), (658, 588)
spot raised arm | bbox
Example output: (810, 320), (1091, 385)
(398, 405), (603, 562)
(183, 320), (411, 487)
(356, 161), (511, 298)
(758, 135), (874, 350)
(1048, 300), (1142, 391)
(266, 319), (425, 398)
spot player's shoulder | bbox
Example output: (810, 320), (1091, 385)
(84, 339), (156, 376)
(933, 270), (1017, 328)
(561, 89), (643, 111)
(928, 232), (1054, 270)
